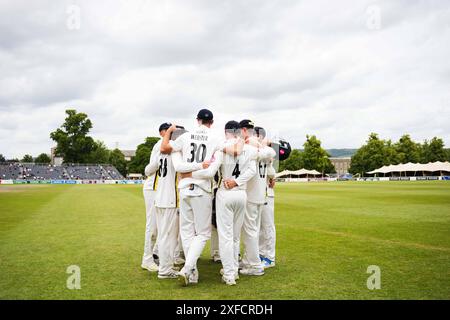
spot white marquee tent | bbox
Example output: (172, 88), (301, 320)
(367, 161), (450, 175)
(276, 169), (322, 178)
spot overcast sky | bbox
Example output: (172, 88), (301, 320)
(1, 0), (449, 159)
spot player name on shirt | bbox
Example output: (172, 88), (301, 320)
(190, 134), (209, 141)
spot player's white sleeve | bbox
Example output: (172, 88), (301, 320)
(144, 160), (159, 176)
(267, 162), (276, 179)
(191, 151), (223, 179)
(235, 159), (257, 186)
(257, 146), (276, 161)
(168, 132), (186, 152)
(145, 155), (159, 176)
(145, 140), (161, 176)
(171, 151), (203, 173)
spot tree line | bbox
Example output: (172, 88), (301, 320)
(348, 133), (450, 175)
(0, 153), (51, 164)
(0, 110), (162, 176)
(2, 109), (449, 177)
(0, 110), (128, 176)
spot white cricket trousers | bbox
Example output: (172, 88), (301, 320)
(242, 201), (264, 270)
(142, 189), (158, 265)
(216, 189), (246, 280)
(259, 197), (276, 261)
(155, 207), (179, 276)
(179, 190), (212, 273)
(211, 226), (220, 258)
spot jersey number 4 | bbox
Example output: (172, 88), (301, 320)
(232, 163), (241, 178)
(188, 143), (207, 163)
(158, 158), (168, 177)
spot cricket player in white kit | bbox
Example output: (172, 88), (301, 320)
(141, 130), (165, 272)
(160, 109), (220, 286)
(146, 123), (206, 278)
(238, 120), (276, 276)
(180, 121), (257, 285)
(153, 133), (181, 279)
(254, 127), (277, 268)
(260, 172), (276, 268)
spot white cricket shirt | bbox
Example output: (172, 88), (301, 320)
(246, 145), (276, 204)
(169, 125), (220, 193)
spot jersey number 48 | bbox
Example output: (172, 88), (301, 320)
(158, 158), (168, 177)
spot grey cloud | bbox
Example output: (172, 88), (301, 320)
(1, 0), (450, 158)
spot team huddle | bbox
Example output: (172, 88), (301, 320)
(141, 109), (278, 286)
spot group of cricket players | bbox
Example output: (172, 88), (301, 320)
(141, 109), (277, 286)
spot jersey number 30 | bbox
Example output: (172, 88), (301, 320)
(188, 143), (207, 163)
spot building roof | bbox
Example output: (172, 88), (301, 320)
(120, 150), (136, 158)
(329, 157), (352, 160)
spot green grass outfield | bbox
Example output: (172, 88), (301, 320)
(1, 181), (449, 300)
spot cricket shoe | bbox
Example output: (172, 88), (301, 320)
(158, 270), (179, 279)
(212, 255), (221, 263)
(239, 268), (265, 276)
(222, 276), (236, 286)
(189, 268), (199, 284)
(262, 258), (275, 269)
(177, 270), (190, 287)
(141, 262), (159, 272)
(220, 268), (239, 280)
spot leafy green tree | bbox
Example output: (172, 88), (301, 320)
(85, 140), (111, 164)
(21, 154), (34, 163)
(0, 154), (5, 163)
(128, 137), (160, 174)
(394, 134), (420, 164)
(302, 135), (335, 174)
(50, 109), (95, 163)
(279, 149), (303, 171)
(420, 137), (446, 163)
(349, 133), (392, 175)
(35, 153), (51, 164)
(109, 148), (127, 176)
(384, 139), (399, 165)
(446, 149), (450, 162)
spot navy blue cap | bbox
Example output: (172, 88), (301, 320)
(197, 109), (214, 121)
(239, 119), (255, 129)
(225, 120), (240, 131)
(159, 122), (172, 132)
